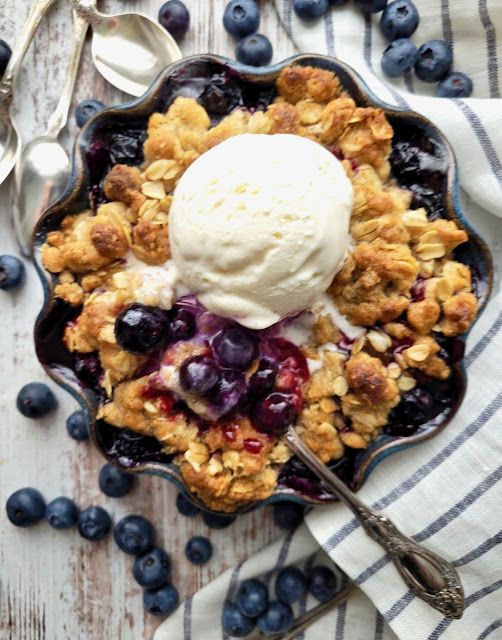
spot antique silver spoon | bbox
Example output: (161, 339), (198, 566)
(0, 0), (58, 186)
(12, 10), (88, 256)
(284, 426), (465, 619)
(71, 0), (181, 97)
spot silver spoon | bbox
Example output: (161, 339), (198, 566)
(12, 10), (88, 256)
(71, 0), (181, 97)
(0, 0), (58, 186)
(284, 425), (465, 619)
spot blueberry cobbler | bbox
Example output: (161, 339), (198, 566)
(40, 65), (478, 511)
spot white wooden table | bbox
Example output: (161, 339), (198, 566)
(1, 2), (501, 639)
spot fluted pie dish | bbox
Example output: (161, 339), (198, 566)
(33, 55), (492, 514)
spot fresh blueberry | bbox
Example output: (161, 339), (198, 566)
(133, 547), (171, 588)
(0, 39), (12, 77)
(176, 493), (201, 517)
(273, 502), (304, 530)
(275, 566), (307, 604)
(66, 410), (89, 441)
(380, 0), (419, 40)
(223, 0), (260, 39)
(235, 34), (273, 67)
(293, 0), (329, 21)
(144, 583), (180, 616)
(45, 497), (79, 530)
(202, 511), (236, 529)
(0, 255), (25, 290)
(354, 0), (388, 12)
(437, 71), (473, 98)
(249, 358), (278, 397)
(253, 392), (296, 434)
(16, 382), (57, 419)
(257, 601), (294, 634)
(158, 0), (190, 41)
(213, 326), (257, 370)
(99, 463), (135, 498)
(415, 40), (453, 82)
(185, 536), (213, 564)
(381, 38), (418, 77)
(179, 356), (220, 394)
(214, 369), (247, 415)
(222, 601), (255, 637)
(307, 565), (339, 602)
(75, 99), (105, 128)
(115, 304), (170, 355)
(170, 308), (196, 342)
(236, 578), (269, 617)
(78, 506), (112, 541)
(114, 514), (154, 555)
(6, 488), (45, 527)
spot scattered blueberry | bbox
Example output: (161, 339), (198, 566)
(354, 0), (388, 12)
(66, 410), (89, 441)
(99, 463), (135, 498)
(253, 392), (296, 434)
(293, 0), (329, 21)
(213, 326), (257, 370)
(223, 0), (260, 39)
(78, 505), (112, 541)
(222, 601), (255, 637)
(235, 34), (273, 67)
(380, 0), (419, 40)
(75, 99), (105, 128)
(275, 566), (307, 604)
(114, 514), (154, 555)
(16, 382), (57, 419)
(257, 601), (294, 635)
(437, 71), (473, 97)
(185, 536), (213, 565)
(414, 40), (453, 82)
(144, 584), (180, 616)
(45, 497), (79, 530)
(381, 38), (418, 77)
(6, 488), (45, 527)
(273, 502), (304, 530)
(176, 492), (201, 517)
(249, 358), (278, 397)
(179, 356), (220, 394)
(158, 0), (190, 41)
(307, 565), (339, 602)
(202, 511), (236, 529)
(115, 304), (169, 355)
(0, 255), (25, 290)
(236, 578), (269, 617)
(133, 547), (171, 588)
(0, 39), (12, 77)
(170, 308), (196, 342)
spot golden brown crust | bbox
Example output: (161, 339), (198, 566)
(442, 292), (477, 337)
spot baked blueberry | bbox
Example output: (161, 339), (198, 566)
(114, 514), (154, 555)
(380, 0), (419, 40)
(307, 565), (338, 602)
(74, 353), (103, 388)
(185, 536), (213, 564)
(158, 0), (190, 41)
(257, 601), (294, 634)
(0, 255), (25, 290)
(6, 488), (45, 527)
(0, 39), (12, 77)
(437, 72), (473, 97)
(78, 506), (112, 541)
(381, 38), (418, 77)
(176, 492), (201, 517)
(222, 601), (255, 637)
(144, 584), (180, 616)
(235, 34), (273, 67)
(45, 497), (79, 530)
(179, 356), (220, 394)
(293, 0), (329, 21)
(115, 304), (170, 354)
(249, 358), (278, 397)
(253, 392), (296, 434)
(213, 326), (257, 370)
(170, 308), (196, 342)
(202, 511), (236, 529)
(273, 502), (304, 530)
(415, 40), (453, 82)
(133, 547), (171, 588)
(66, 410), (89, 441)
(214, 369), (247, 415)
(275, 566), (307, 604)
(354, 0), (388, 12)
(16, 382), (57, 418)
(236, 578), (269, 617)
(223, 0), (260, 39)
(75, 99), (105, 128)
(99, 463), (135, 497)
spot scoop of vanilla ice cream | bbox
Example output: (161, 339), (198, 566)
(169, 134), (353, 329)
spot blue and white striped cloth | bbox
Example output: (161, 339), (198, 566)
(156, 3), (502, 638)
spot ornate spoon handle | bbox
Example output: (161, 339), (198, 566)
(284, 426), (465, 619)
